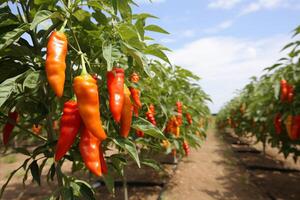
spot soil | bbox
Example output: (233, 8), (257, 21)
(1, 128), (300, 200)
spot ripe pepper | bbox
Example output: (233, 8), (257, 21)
(291, 116), (300, 140)
(176, 101), (183, 126)
(120, 85), (133, 138)
(107, 68), (125, 123)
(280, 79), (288, 102)
(183, 140), (190, 156)
(55, 100), (81, 161)
(274, 113), (281, 134)
(45, 31), (68, 97)
(73, 73), (107, 141)
(99, 146), (108, 175)
(32, 124), (42, 135)
(185, 113), (192, 125)
(149, 104), (155, 115)
(136, 129), (144, 137)
(2, 111), (18, 145)
(161, 139), (170, 148)
(287, 84), (294, 103)
(79, 127), (104, 176)
(129, 88), (142, 108)
(146, 109), (156, 126)
(285, 115), (293, 139)
(130, 72), (140, 83)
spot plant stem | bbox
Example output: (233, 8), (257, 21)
(122, 170), (128, 200)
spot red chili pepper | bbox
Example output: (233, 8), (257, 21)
(274, 113), (282, 135)
(287, 84), (294, 103)
(129, 87), (142, 108)
(136, 129), (144, 137)
(146, 109), (156, 126)
(120, 85), (133, 138)
(55, 100), (81, 161)
(290, 115), (300, 140)
(149, 104), (155, 115)
(280, 79), (288, 102)
(107, 68), (125, 123)
(133, 105), (139, 117)
(99, 146), (108, 175)
(130, 72), (140, 83)
(79, 127), (103, 176)
(185, 113), (192, 125)
(176, 101), (183, 126)
(2, 111), (18, 145)
(183, 140), (190, 156)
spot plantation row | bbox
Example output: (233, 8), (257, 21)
(216, 25), (300, 161)
(0, 0), (210, 199)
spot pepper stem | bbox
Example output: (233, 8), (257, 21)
(59, 19), (68, 33)
(80, 54), (88, 75)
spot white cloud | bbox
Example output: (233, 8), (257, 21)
(168, 35), (290, 113)
(204, 20), (234, 34)
(208, 0), (242, 9)
(182, 30), (196, 38)
(240, 0), (285, 15)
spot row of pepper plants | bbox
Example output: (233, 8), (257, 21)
(0, 0), (210, 199)
(216, 25), (300, 161)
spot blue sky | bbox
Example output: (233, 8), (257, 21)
(134, 0), (300, 113)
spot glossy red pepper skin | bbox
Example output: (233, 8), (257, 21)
(79, 127), (103, 176)
(120, 85), (133, 138)
(2, 111), (18, 145)
(99, 146), (108, 174)
(136, 129), (144, 137)
(280, 79), (288, 102)
(55, 100), (81, 161)
(45, 31), (68, 97)
(274, 113), (282, 135)
(129, 88), (142, 108)
(107, 68), (125, 123)
(146, 110), (156, 126)
(290, 116), (300, 140)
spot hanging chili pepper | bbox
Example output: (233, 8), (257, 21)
(120, 85), (133, 138)
(183, 140), (190, 156)
(73, 71), (107, 141)
(129, 88), (142, 108)
(107, 68), (125, 123)
(133, 105), (139, 117)
(280, 79), (288, 102)
(149, 104), (155, 115)
(55, 100), (81, 161)
(146, 109), (156, 126)
(79, 127), (103, 176)
(99, 146), (108, 175)
(185, 113), (192, 125)
(130, 72), (140, 83)
(290, 115), (300, 140)
(2, 111), (18, 145)
(45, 31), (68, 97)
(176, 101), (183, 126)
(32, 124), (42, 135)
(274, 113), (282, 134)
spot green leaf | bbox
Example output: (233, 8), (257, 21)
(30, 10), (56, 30)
(145, 24), (169, 34)
(14, 147), (31, 156)
(145, 44), (171, 64)
(0, 59), (29, 84)
(23, 70), (41, 89)
(0, 23), (30, 51)
(141, 159), (161, 171)
(103, 173), (115, 194)
(30, 160), (41, 185)
(112, 138), (141, 168)
(121, 42), (148, 70)
(73, 9), (91, 22)
(102, 42), (113, 71)
(74, 180), (95, 200)
(132, 118), (166, 139)
(0, 75), (20, 108)
(61, 187), (74, 199)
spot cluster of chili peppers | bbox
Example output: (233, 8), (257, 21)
(146, 106), (157, 126)
(280, 79), (294, 103)
(165, 116), (180, 137)
(185, 113), (192, 125)
(182, 140), (190, 156)
(176, 101), (183, 126)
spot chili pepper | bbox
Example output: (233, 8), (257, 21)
(2, 111), (18, 145)
(183, 140), (190, 156)
(136, 129), (144, 137)
(99, 146), (108, 175)
(133, 105), (139, 117)
(176, 101), (183, 126)
(55, 100), (82, 161)
(79, 127), (103, 176)
(129, 87), (142, 108)
(146, 110), (156, 126)
(274, 113), (282, 134)
(186, 113), (192, 125)
(73, 73), (107, 141)
(130, 72), (140, 83)
(280, 79), (288, 102)
(32, 124), (42, 135)
(290, 116), (300, 140)
(161, 139), (170, 148)
(45, 31), (68, 97)
(120, 85), (133, 138)
(107, 68), (125, 123)
(285, 115), (293, 139)
(149, 104), (155, 115)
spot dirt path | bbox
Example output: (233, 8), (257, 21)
(161, 129), (267, 200)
